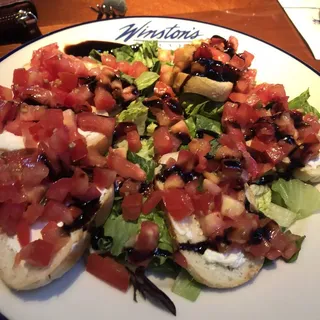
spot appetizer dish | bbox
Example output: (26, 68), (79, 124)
(0, 35), (320, 315)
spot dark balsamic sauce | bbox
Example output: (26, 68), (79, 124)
(175, 132), (191, 145)
(155, 165), (199, 184)
(126, 248), (172, 263)
(64, 40), (123, 57)
(165, 98), (183, 115)
(63, 198), (100, 232)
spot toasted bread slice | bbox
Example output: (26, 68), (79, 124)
(0, 184), (114, 291)
(173, 72), (233, 102)
(158, 152), (264, 288)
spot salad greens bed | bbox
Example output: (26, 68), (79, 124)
(89, 41), (320, 305)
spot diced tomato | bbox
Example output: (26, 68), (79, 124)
(155, 110), (171, 126)
(23, 203), (44, 224)
(16, 219), (30, 247)
(64, 86), (93, 109)
(221, 101), (238, 126)
(69, 206), (82, 219)
(93, 168), (116, 189)
(209, 47), (230, 63)
(58, 72), (78, 91)
(76, 184), (101, 202)
(134, 221), (159, 252)
(229, 55), (245, 70)
(119, 179), (140, 195)
(107, 149), (146, 181)
(46, 178), (72, 202)
(41, 221), (69, 252)
(154, 81), (175, 97)
(86, 254), (130, 292)
(250, 137), (268, 153)
(176, 150), (196, 171)
(248, 239), (271, 257)
(229, 92), (247, 104)
(173, 251), (188, 268)
(94, 86), (116, 111)
(70, 139), (87, 162)
(153, 127), (174, 155)
(264, 143), (286, 164)
(203, 179), (221, 195)
(192, 192), (215, 216)
(5, 118), (22, 135)
(127, 130), (142, 153)
(13, 68), (28, 86)
(82, 147), (108, 167)
(19, 105), (46, 122)
(162, 189), (194, 220)
(101, 54), (117, 69)
(47, 126), (70, 154)
(240, 50), (254, 68)
(77, 112), (115, 137)
(142, 190), (163, 215)
(164, 174), (185, 190)
(70, 168), (89, 196)
(0, 85), (13, 100)
(163, 103), (184, 122)
(0, 185), (24, 204)
(170, 120), (190, 136)
(117, 61), (131, 74)
(21, 161), (49, 187)
(0, 100), (19, 132)
(129, 61), (148, 78)
(199, 212), (225, 238)
(122, 193), (143, 221)
(193, 45), (212, 60)
(43, 200), (73, 224)
(17, 239), (55, 267)
(188, 139), (211, 157)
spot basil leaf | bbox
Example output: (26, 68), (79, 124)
(135, 72), (160, 91)
(288, 88), (320, 118)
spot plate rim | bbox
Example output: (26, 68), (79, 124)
(0, 15), (319, 76)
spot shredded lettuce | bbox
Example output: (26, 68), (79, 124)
(103, 205), (173, 258)
(288, 88), (320, 118)
(195, 114), (221, 135)
(88, 49), (102, 62)
(136, 138), (154, 160)
(111, 41), (159, 69)
(146, 122), (158, 135)
(135, 72), (159, 91)
(272, 178), (320, 219)
(180, 93), (224, 120)
(171, 270), (202, 302)
(104, 201), (139, 256)
(118, 99), (148, 135)
(184, 118), (196, 138)
(246, 184), (296, 227)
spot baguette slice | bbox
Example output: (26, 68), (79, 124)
(158, 152), (263, 288)
(0, 184), (114, 291)
(173, 72), (233, 102)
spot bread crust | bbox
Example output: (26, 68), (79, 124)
(173, 72), (233, 102)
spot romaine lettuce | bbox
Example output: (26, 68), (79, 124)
(171, 270), (202, 302)
(272, 178), (320, 219)
(118, 98), (148, 135)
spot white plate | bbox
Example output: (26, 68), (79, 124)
(0, 17), (319, 320)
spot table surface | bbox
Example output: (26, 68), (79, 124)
(0, 0), (319, 71)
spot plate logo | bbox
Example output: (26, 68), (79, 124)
(115, 21), (203, 42)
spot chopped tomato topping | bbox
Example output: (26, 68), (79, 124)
(162, 189), (194, 220)
(23, 203), (44, 224)
(122, 193), (143, 221)
(93, 168), (116, 189)
(142, 190), (163, 215)
(43, 200), (73, 224)
(153, 127), (173, 155)
(127, 130), (142, 153)
(16, 219), (30, 247)
(86, 254), (130, 292)
(94, 86), (116, 111)
(134, 221), (159, 253)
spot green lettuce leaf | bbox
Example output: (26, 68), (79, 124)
(208, 139), (220, 157)
(146, 122), (158, 135)
(120, 72), (134, 85)
(118, 99), (148, 135)
(288, 89), (320, 118)
(272, 178), (320, 219)
(88, 49), (102, 62)
(135, 72), (159, 91)
(137, 138), (154, 160)
(180, 93), (224, 120)
(185, 118), (196, 138)
(246, 184), (296, 227)
(103, 206), (173, 258)
(104, 201), (139, 256)
(195, 114), (221, 134)
(171, 270), (202, 302)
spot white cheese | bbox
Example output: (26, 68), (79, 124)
(170, 215), (206, 244)
(77, 129), (105, 147)
(203, 249), (246, 269)
(0, 130), (25, 152)
(306, 154), (320, 169)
